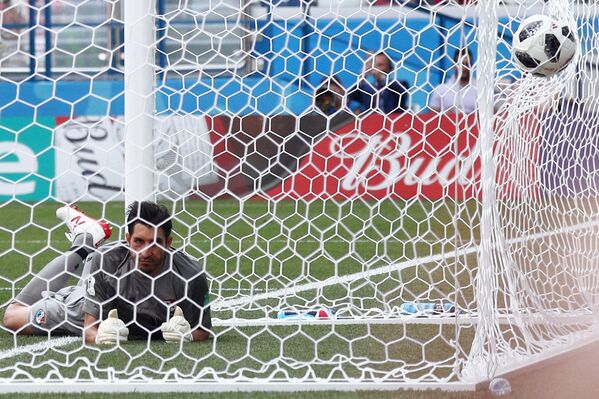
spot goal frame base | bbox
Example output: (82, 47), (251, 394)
(0, 381), (477, 394)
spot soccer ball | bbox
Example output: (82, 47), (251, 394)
(512, 15), (577, 77)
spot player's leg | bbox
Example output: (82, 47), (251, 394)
(2, 304), (32, 335)
(3, 234), (94, 334)
(17, 234), (94, 304)
(5, 286), (86, 336)
(3, 205), (111, 335)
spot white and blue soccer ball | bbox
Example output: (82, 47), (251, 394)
(512, 15), (577, 77)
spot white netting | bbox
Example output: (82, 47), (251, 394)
(0, 0), (598, 392)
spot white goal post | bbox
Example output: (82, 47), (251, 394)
(124, 0), (155, 205)
(1, 0), (599, 393)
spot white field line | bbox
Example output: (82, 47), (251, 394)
(211, 251), (474, 311)
(212, 218), (599, 311)
(0, 336), (79, 361)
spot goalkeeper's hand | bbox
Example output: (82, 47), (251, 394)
(95, 309), (129, 345)
(161, 306), (192, 342)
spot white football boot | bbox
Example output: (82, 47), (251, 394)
(56, 205), (112, 247)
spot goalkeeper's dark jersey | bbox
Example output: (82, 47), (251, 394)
(82, 241), (212, 339)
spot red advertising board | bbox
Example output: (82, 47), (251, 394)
(265, 112), (480, 200)
(50, 111), (544, 202)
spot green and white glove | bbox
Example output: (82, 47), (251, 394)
(95, 309), (129, 345)
(161, 306), (192, 342)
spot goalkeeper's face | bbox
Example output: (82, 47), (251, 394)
(126, 223), (173, 276)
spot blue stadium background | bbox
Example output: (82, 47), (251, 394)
(0, 3), (539, 118)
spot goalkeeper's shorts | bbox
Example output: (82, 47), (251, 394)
(28, 285), (85, 336)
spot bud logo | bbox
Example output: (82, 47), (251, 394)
(267, 113), (480, 200)
(329, 130), (478, 193)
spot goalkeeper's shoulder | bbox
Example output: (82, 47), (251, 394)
(171, 248), (208, 276)
(89, 240), (130, 272)
(96, 240), (128, 255)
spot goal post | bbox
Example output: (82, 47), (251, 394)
(466, 0), (499, 381)
(1, 0), (599, 393)
(124, 0), (155, 205)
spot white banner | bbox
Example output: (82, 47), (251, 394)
(54, 115), (217, 202)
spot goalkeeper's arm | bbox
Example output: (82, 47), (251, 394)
(84, 310), (129, 344)
(161, 306), (210, 342)
(84, 313), (100, 344)
(191, 327), (210, 342)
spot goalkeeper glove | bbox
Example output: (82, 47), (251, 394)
(161, 306), (192, 342)
(95, 309), (129, 345)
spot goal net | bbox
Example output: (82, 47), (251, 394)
(0, 0), (598, 392)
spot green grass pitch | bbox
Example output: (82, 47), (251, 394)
(0, 199), (481, 398)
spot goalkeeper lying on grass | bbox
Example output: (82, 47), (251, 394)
(3, 201), (212, 344)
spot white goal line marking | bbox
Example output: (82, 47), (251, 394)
(0, 336), (79, 361)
